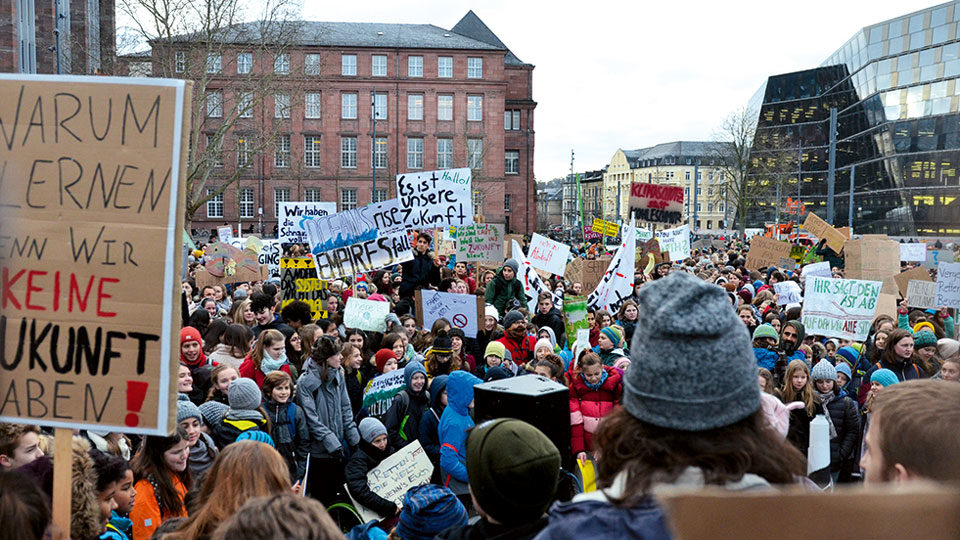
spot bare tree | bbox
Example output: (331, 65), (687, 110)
(119, 0), (307, 227)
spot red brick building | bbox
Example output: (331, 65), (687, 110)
(2, 0), (115, 74)
(167, 11), (536, 236)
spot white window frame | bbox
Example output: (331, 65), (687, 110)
(175, 51), (186, 73)
(407, 94), (423, 120)
(373, 136), (388, 169)
(206, 134), (223, 168)
(341, 54), (357, 76)
(304, 53), (322, 75)
(206, 188), (224, 218)
(467, 138), (483, 169)
(437, 138), (453, 168)
(341, 93), (357, 119)
(373, 92), (387, 120)
(304, 188), (323, 202)
(467, 95), (483, 121)
(239, 188), (254, 219)
(472, 189), (483, 216)
(304, 135), (322, 168)
(206, 90), (223, 117)
(341, 188), (358, 210)
(372, 54), (387, 76)
(237, 136), (252, 168)
(467, 57), (482, 78)
(274, 53), (289, 74)
(504, 193), (511, 212)
(206, 53), (221, 74)
(237, 91), (253, 118)
(505, 150), (519, 174)
(340, 136), (358, 168)
(437, 94), (453, 121)
(305, 92), (322, 119)
(274, 93), (290, 119)
(438, 56), (453, 78)
(274, 187), (290, 217)
(275, 134), (291, 168)
(408, 55), (423, 77)
(373, 188), (388, 203)
(237, 52), (252, 74)
(407, 137), (424, 169)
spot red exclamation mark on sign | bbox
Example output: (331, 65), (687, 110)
(125, 381), (149, 427)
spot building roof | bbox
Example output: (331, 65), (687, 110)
(623, 141), (733, 167)
(450, 10), (530, 67)
(168, 20), (505, 52)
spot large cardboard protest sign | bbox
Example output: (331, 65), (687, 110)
(303, 199), (404, 253)
(844, 235), (900, 283)
(656, 225), (691, 261)
(278, 201), (337, 244)
(802, 212), (847, 253)
(906, 280), (938, 310)
(563, 296), (589, 349)
(629, 182), (684, 225)
(802, 276), (882, 341)
(0, 75), (189, 434)
(528, 233), (570, 277)
(416, 290), (484, 338)
(936, 262), (960, 308)
(396, 167), (473, 228)
(456, 223), (504, 262)
(636, 238), (669, 274)
(311, 230), (413, 281)
(745, 236), (792, 270)
(588, 224), (636, 314)
(280, 258), (328, 320)
(894, 266), (932, 297)
(900, 242), (927, 262)
(347, 441), (433, 523)
(343, 298), (389, 332)
(566, 257), (612, 292)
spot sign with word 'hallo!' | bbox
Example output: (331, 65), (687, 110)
(396, 168), (473, 228)
(0, 74), (190, 434)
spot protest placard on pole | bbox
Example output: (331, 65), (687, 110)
(802, 276), (882, 341)
(0, 74), (189, 435)
(217, 225), (234, 242)
(456, 223), (504, 262)
(588, 224), (636, 314)
(591, 218), (619, 237)
(900, 243), (927, 262)
(346, 440), (434, 523)
(935, 262), (960, 308)
(844, 235), (900, 283)
(802, 213), (847, 253)
(656, 225), (691, 261)
(894, 266), (932, 297)
(513, 239), (555, 311)
(343, 298), (390, 332)
(528, 233), (570, 276)
(280, 258), (329, 319)
(563, 296), (589, 349)
(629, 182), (685, 225)
(416, 290), (484, 338)
(278, 201), (337, 243)
(396, 167), (473, 228)
(745, 236), (793, 270)
(907, 280), (939, 309)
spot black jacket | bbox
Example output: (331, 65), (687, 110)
(383, 389), (430, 449)
(819, 394), (861, 471)
(532, 308), (565, 348)
(344, 368), (365, 417)
(399, 251), (440, 299)
(345, 440), (397, 517)
(437, 516), (549, 540)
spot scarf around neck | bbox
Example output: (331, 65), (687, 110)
(260, 351), (287, 374)
(583, 368), (609, 391)
(813, 389), (838, 439)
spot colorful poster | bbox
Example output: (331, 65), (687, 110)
(801, 276), (882, 341)
(0, 75), (188, 434)
(303, 199), (404, 253)
(528, 233), (570, 277)
(563, 296), (589, 349)
(278, 201), (337, 244)
(456, 223), (504, 262)
(280, 258), (328, 320)
(656, 224), (691, 261)
(629, 182), (684, 225)
(395, 167), (473, 228)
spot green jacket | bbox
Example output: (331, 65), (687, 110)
(484, 269), (527, 319)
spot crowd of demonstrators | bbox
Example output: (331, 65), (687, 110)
(2, 231), (960, 540)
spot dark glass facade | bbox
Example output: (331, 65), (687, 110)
(747, 2), (960, 235)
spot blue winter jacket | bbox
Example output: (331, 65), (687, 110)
(439, 371), (481, 484)
(753, 347), (779, 371)
(534, 497), (671, 540)
(100, 512), (133, 540)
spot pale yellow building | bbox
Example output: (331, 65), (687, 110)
(602, 141), (734, 232)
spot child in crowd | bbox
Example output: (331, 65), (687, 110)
(261, 370), (310, 484)
(346, 418), (400, 521)
(206, 365), (240, 405)
(569, 352), (622, 463)
(213, 378), (271, 448)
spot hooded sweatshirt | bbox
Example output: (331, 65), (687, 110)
(419, 374), (449, 470)
(439, 371), (482, 486)
(779, 320), (806, 364)
(262, 397), (310, 481)
(485, 265), (528, 318)
(385, 362), (431, 449)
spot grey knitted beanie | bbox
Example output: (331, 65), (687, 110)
(176, 399), (202, 424)
(811, 359), (838, 382)
(358, 417), (387, 443)
(625, 271), (761, 431)
(228, 378), (263, 410)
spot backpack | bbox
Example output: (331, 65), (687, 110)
(285, 402), (297, 440)
(395, 391), (412, 442)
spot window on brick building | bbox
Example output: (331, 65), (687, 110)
(341, 136), (357, 168)
(275, 93), (290, 118)
(341, 54), (356, 76)
(504, 110), (520, 130)
(236, 52), (252, 74)
(206, 189), (223, 218)
(304, 53), (322, 75)
(373, 189), (388, 203)
(372, 54), (386, 76)
(373, 92), (387, 120)
(467, 138), (483, 169)
(467, 57), (482, 78)
(505, 150), (519, 174)
(206, 91), (222, 117)
(239, 188), (254, 218)
(408, 55), (423, 77)
(437, 95), (453, 121)
(274, 187), (289, 217)
(341, 188), (358, 210)
(304, 135), (321, 168)
(206, 53), (221, 73)
(437, 138), (453, 168)
(342, 93), (357, 119)
(407, 137), (424, 169)
(504, 193), (511, 211)
(237, 136), (252, 168)
(175, 51), (186, 73)
(304, 188), (323, 202)
(238, 91), (253, 118)
(275, 135), (290, 168)
(373, 136), (387, 169)
(408, 94), (423, 120)
(438, 56), (453, 78)
(467, 95), (482, 121)
(274, 53), (289, 74)
(305, 92), (321, 118)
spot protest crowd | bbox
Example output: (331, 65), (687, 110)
(3, 221), (960, 540)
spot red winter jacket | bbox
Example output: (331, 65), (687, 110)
(497, 334), (537, 367)
(239, 356), (293, 389)
(569, 365), (622, 455)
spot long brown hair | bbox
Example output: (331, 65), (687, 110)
(778, 359), (815, 415)
(594, 407), (805, 507)
(165, 441), (291, 540)
(130, 428), (192, 517)
(881, 328), (915, 366)
(249, 329), (285, 370)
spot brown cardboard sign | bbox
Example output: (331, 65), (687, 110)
(894, 266), (933, 297)
(504, 234), (524, 259)
(844, 235), (900, 283)
(745, 237), (792, 270)
(0, 76), (191, 434)
(803, 213), (847, 253)
(636, 238), (669, 273)
(565, 257), (612, 292)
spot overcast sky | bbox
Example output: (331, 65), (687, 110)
(301, 0), (940, 182)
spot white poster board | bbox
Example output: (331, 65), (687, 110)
(456, 223), (505, 262)
(418, 290), (483, 338)
(774, 281), (803, 305)
(258, 239), (282, 279)
(900, 243), (927, 262)
(801, 261), (832, 281)
(278, 201), (337, 243)
(395, 167), (473, 228)
(513, 240), (556, 312)
(312, 230), (414, 281)
(217, 225), (234, 242)
(656, 224), (691, 261)
(907, 280), (939, 310)
(527, 233), (570, 277)
(801, 276), (882, 341)
(935, 262), (960, 308)
(343, 297), (389, 332)
(303, 199), (404, 252)
(346, 440), (434, 523)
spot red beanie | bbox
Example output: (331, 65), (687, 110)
(374, 349), (397, 373)
(179, 326), (206, 367)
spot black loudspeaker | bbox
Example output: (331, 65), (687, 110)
(473, 375), (572, 471)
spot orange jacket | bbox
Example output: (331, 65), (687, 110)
(130, 474), (188, 539)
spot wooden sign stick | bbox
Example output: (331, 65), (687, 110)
(52, 428), (73, 537)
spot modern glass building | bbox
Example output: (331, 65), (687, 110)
(747, 1), (960, 236)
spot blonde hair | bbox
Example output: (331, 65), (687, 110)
(233, 299), (253, 325)
(779, 359), (814, 415)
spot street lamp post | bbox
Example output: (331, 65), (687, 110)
(371, 88), (377, 201)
